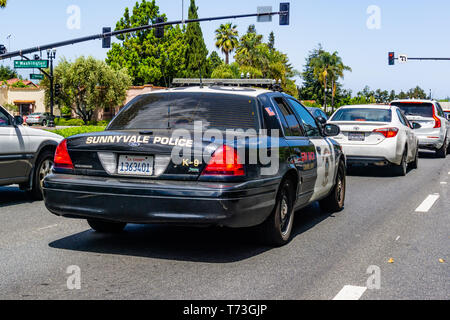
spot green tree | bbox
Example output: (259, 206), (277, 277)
(41, 56), (131, 124)
(207, 51), (223, 76)
(214, 23), (239, 65)
(0, 65), (18, 81)
(0, 0), (6, 8)
(185, 0), (208, 77)
(106, 0), (188, 86)
(268, 31), (275, 51)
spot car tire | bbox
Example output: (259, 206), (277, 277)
(42, 120), (48, 127)
(319, 160), (346, 213)
(393, 149), (408, 176)
(30, 150), (54, 200)
(258, 179), (295, 247)
(436, 139), (447, 158)
(87, 219), (127, 233)
(410, 146), (419, 170)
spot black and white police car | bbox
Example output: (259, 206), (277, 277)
(44, 79), (346, 246)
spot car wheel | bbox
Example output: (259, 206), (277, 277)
(436, 139), (447, 158)
(42, 120), (48, 127)
(394, 149), (408, 176)
(87, 219), (127, 233)
(409, 146), (419, 170)
(320, 160), (346, 212)
(258, 179), (295, 247)
(30, 150), (54, 200)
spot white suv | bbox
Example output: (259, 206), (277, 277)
(0, 105), (63, 199)
(391, 100), (450, 158)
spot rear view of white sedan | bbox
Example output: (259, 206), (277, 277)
(328, 105), (420, 176)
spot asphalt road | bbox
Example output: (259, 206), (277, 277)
(0, 152), (448, 300)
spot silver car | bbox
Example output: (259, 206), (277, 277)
(0, 105), (63, 199)
(391, 100), (450, 158)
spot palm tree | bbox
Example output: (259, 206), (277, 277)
(0, 0), (7, 8)
(328, 53), (351, 112)
(311, 51), (351, 111)
(214, 23), (239, 65)
(311, 51), (333, 109)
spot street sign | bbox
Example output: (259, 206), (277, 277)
(14, 60), (49, 69)
(257, 6), (273, 22)
(30, 74), (44, 80)
(399, 54), (408, 63)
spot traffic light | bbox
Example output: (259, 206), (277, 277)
(280, 3), (290, 26)
(102, 27), (111, 49)
(55, 84), (62, 97)
(155, 17), (164, 39)
(0, 44), (6, 55)
(388, 52), (395, 65)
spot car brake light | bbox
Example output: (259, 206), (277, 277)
(202, 145), (245, 176)
(433, 108), (441, 128)
(54, 139), (74, 169)
(373, 127), (399, 138)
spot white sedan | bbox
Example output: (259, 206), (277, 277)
(328, 105), (420, 176)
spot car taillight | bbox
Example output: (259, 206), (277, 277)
(373, 127), (399, 138)
(54, 139), (74, 169)
(202, 145), (245, 176)
(433, 108), (441, 128)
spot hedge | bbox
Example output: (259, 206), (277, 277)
(48, 126), (107, 138)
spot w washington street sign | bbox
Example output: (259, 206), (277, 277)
(14, 60), (49, 69)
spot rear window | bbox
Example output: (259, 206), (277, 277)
(108, 92), (259, 131)
(331, 108), (392, 122)
(391, 102), (434, 117)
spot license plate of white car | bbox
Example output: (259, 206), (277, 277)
(118, 155), (153, 176)
(348, 132), (365, 141)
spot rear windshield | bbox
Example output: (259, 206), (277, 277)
(108, 92), (259, 131)
(330, 108), (392, 122)
(391, 102), (434, 117)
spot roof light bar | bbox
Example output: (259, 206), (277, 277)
(172, 78), (281, 90)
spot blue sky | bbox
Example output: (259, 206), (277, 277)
(1, 0), (450, 98)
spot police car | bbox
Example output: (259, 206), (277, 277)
(43, 79), (346, 246)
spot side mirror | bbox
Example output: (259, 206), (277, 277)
(13, 116), (24, 126)
(411, 122), (421, 130)
(323, 124), (340, 137)
(316, 116), (327, 125)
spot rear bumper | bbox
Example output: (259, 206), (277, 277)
(346, 156), (391, 166)
(415, 129), (445, 150)
(43, 174), (280, 228)
(340, 140), (401, 165)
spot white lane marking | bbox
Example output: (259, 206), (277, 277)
(440, 182), (447, 185)
(333, 285), (367, 300)
(395, 236), (400, 241)
(415, 194), (440, 213)
(36, 224), (58, 231)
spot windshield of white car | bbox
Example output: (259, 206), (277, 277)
(330, 108), (392, 122)
(391, 102), (434, 117)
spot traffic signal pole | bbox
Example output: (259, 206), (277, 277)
(0, 8), (289, 61)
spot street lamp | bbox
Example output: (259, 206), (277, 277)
(46, 49), (57, 122)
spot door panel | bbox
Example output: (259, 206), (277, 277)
(0, 117), (30, 182)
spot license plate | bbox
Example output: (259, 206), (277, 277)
(118, 155), (153, 176)
(348, 132), (365, 141)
